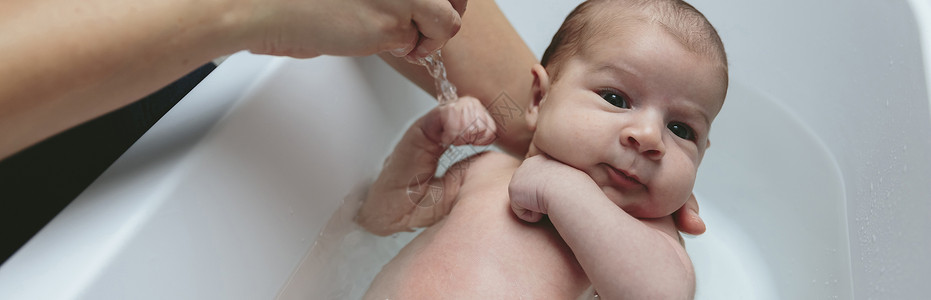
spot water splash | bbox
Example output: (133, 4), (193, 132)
(416, 51), (458, 104)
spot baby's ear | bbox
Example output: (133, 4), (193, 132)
(526, 64), (550, 131)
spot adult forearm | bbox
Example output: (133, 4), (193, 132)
(379, 0), (538, 157)
(0, 0), (247, 159)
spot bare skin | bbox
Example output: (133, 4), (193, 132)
(1, 0), (705, 237)
(356, 97), (689, 299)
(0, 0), (465, 159)
(363, 151), (592, 299)
(358, 9), (726, 297)
(380, 0), (707, 235)
(355, 97), (590, 297)
(356, 99), (687, 299)
(378, 0), (538, 158)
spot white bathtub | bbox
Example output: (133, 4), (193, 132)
(2, 0), (929, 299)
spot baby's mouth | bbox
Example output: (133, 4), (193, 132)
(604, 164), (644, 189)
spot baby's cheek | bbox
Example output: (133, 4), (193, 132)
(534, 127), (585, 166)
(658, 162), (698, 214)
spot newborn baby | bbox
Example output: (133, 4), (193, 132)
(357, 0), (727, 298)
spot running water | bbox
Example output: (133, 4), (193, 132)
(417, 51), (458, 104)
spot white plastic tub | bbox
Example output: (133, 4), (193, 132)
(2, 0), (929, 299)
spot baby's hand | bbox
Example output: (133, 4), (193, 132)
(508, 154), (590, 222)
(420, 96), (497, 147)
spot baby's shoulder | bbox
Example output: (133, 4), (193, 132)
(448, 150), (521, 186)
(465, 150), (521, 171)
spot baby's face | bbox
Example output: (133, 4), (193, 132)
(529, 22), (726, 218)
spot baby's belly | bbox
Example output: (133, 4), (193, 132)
(364, 184), (589, 299)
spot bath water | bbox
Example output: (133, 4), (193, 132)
(276, 182), (421, 299)
(417, 51), (458, 104)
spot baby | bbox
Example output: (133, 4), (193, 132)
(357, 0), (727, 298)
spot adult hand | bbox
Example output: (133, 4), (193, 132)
(673, 194), (706, 235)
(246, 0), (467, 59)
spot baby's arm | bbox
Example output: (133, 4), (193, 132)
(509, 155), (694, 299)
(357, 97), (496, 236)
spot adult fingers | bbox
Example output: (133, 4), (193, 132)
(449, 0), (468, 17)
(387, 29), (420, 57)
(409, 0), (463, 57)
(673, 193), (706, 235)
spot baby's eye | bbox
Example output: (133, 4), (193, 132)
(598, 89), (630, 109)
(668, 122), (696, 141)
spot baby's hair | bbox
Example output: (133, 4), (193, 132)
(541, 0), (728, 83)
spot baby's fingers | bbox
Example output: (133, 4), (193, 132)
(452, 115), (495, 146)
(510, 200), (543, 223)
(447, 97), (496, 146)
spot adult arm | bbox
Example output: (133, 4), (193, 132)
(0, 0), (465, 159)
(380, 0), (707, 236)
(379, 0), (539, 157)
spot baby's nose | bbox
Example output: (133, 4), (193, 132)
(621, 120), (665, 160)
